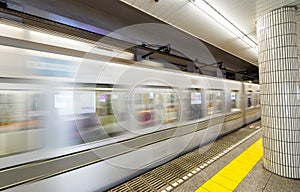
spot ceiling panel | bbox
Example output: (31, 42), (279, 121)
(171, 8), (260, 64)
(167, 5), (189, 24)
(206, 0), (257, 39)
(132, 0), (146, 8)
(174, 6), (236, 42)
(157, 1), (189, 18)
(173, 3), (204, 26)
(120, 0), (300, 66)
(140, 1), (154, 10)
(120, 0), (259, 65)
(149, 0), (171, 16)
(144, 1), (164, 13)
(155, 1), (185, 17)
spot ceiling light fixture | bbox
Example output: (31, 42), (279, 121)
(190, 0), (257, 50)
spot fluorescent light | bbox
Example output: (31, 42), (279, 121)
(241, 36), (257, 49)
(190, 0), (257, 50)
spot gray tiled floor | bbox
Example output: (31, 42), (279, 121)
(174, 130), (300, 192)
(235, 161), (272, 191)
(236, 160), (300, 192)
(174, 128), (262, 192)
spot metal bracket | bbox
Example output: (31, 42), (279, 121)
(141, 44), (171, 59)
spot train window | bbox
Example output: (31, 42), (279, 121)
(134, 91), (157, 127)
(96, 92), (112, 115)
(96, 90), (126, 127)
(161, 92), (178, 124)
(206, 92), (214, 115)
(247, 90), (253, 108)
(54, 91), (74, 115)
(0, 91), (44, 156)
(134, 88), (178, 127)
(55, 89), (127, 145)
(256, 91), (260, 106)
(215, 91), (224, 113)
(185, 89), (203, 120)
(206, 90), (224, 115)
(55, 91), (96, 115)
(231, 90), (240, 112)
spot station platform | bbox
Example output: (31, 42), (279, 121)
(109, 121), (300, 192)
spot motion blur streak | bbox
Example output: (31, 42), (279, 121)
(0, 20), (260, 191)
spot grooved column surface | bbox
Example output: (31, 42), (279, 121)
(257, 7), (300, 178)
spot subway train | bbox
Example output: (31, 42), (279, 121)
(0, 19), (260, 191)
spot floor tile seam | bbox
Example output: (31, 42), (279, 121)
(262, 171), (275, 192)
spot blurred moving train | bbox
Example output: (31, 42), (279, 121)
(0, 19), (260, 191)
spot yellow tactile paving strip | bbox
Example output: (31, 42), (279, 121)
(196, 138), (263, 192)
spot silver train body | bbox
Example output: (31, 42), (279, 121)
(0, 20), (260, 191)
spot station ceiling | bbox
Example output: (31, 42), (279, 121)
(6, 0), (300, 79)
(120, 0), (300, 66)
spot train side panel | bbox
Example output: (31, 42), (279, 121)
(244, 82), (261, 124)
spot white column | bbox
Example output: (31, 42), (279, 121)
(257, 6), (300, 178)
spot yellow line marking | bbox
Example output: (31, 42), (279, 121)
(196, 138), (263, 192)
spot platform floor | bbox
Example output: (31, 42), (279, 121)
(174, 123), (300, 192)
(109, 122), (300, 192)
